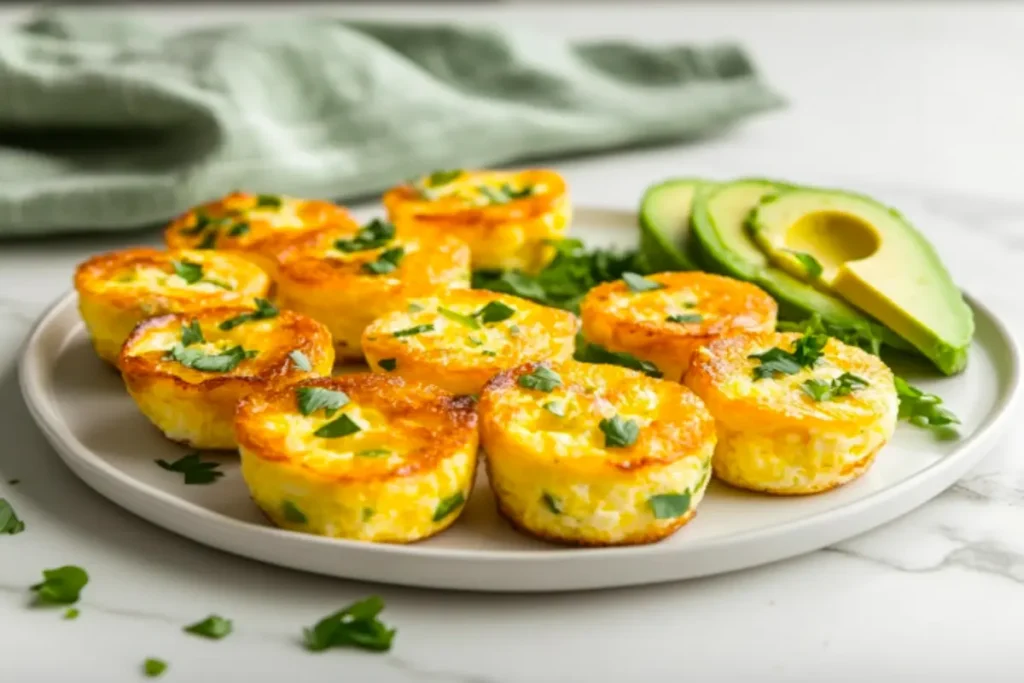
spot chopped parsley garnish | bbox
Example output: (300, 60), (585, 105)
(787, 250), (824, 278)
(509, 324), (521, 336)
(648, 492), (691, 519)
(0, 498), (25, 535)
(438, 307), (482, 330)
(407, 302), (425, 313)
(393, 324), (434, 338)
(666, 313), (703, 324)
(218, 298), (279, 330)
(227, 221), (250, 237)
(541, 492), (563, 514)
(801, 373), (870, 402)
(143, 658), (167, 677)
(171, 259), (203, 284)
(426, 169), (463, 187)
(599, 415), (640, 448)
(357, 449), (391, 458)
(156, 452), (224, 485)
(296, 386), (349, 417)
(184, 615), (233, 640)
(749, 333), (827, 380)
(433, 492), (465, 522)
(377, 358), (397, 372)
(777, 313), (883, 357)
(31, 565), (88, 605)
(303, 595), (396, 653)
(196, 231), (218, 249)
(165, 344), (254, 372)
(256, 194), (282, 209)
(466, 335), (483, 347)
(362, 246), (405, 275)
(517, 365), (562, 392)
(574, 339), (663, 378)
(181, 211), (211, 235)
(362, 508), (375, 521)
(63, 607), (79, 620)
(314, 414), (361, 438)
(289, 350), (312, 372)
(181, 319), (204, 346)
(894, 377), (960, 428)
(282, 501), (307, 524)
(622, 272), (663, 293)
(335, 218), (396, 253)
(542, 401), (565, 417)
(474, 300), (516, 324)
(481, 350), (498, 357)
(478, 183), (534, 205)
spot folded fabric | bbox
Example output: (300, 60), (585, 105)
(0, 10), (783, 238)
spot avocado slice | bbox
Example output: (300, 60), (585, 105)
(689, 179), (916, 355)
(638, 178), (709, 272)
(748, 188), (973, 375)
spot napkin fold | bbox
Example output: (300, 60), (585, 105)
(0, 11), (783, 238)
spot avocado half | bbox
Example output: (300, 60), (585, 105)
(638, 178), (707, 272)
(689, 179), (917, 356)
(748, 188), (973, 375)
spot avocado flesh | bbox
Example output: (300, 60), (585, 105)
(748, 188), (973, 375)
(690, 179), (916, 354)
(638, 178), (708, 272)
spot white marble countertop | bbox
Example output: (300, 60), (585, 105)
(3, 2), (1024, 682)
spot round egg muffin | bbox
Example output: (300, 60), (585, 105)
(361, 290), (579, 396)
(382, 168), (571, 274)
(478, 359), (716, 546)
(274, 218), (471, 362)
(164, 191), (359, 276)
(119, 304), (334, 449)
(75, 247), (271, 365)
(235, 374), (478, 543)
(684, 331), (898, 495)
(580, 271), (778, 382)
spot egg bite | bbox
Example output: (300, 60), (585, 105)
(273, 219), (471, 362)
(164, 191), (359, 276)
(119, 305), (334, 450)
(361, 290), (579, 396)
(74, 247), (271, 365)
(382, 168), (571, 274)
(684, 331), (898, 495)
(235, 374), (478, 543)
(478, 359), (716, 546)
(580, 271), (778, 382)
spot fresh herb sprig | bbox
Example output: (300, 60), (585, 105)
(303, 596), (396, 653)
(801, 373), (870, 402)
(749, 333), (827, 380)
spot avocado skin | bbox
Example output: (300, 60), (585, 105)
(689, 178), (919, 356)
(637, 178), (707, 272)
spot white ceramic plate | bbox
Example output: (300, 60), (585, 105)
(19, 208), (1022, 592)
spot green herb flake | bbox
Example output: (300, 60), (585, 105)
(574, 340), (663, 378)
(362, 246), (405, 275)
(0, 498), (25, 535)
(475, 300), (516, 324)
(801, 372), (870, 402)
(393, 324), (435, 338)
(219, 298), (279, 330)
(31, 565), (89, 605)
(749, 333), (826, 380)
(542, 401), (566, 417)
(648, 492), (691, 519)
(541, 492), (563, 514)
(599, 415), (640, 448)
(184, 615), (233, 640)
(289, 350), (312, 372)
(517, 365), (562, 393)
(196, 231), (218, 249)
(787, 250), (824, 279)
(438, 307), (482, 330)
(362, 508), (375, 522)
(171, 259), (203, 284)
(63, 607), (79, 620)
(407, 302), (425, 313)
(432, 492), (465, 522)
(165, 344), (251, 373)
(895, 377), (960, 429)
(303, 595), (395, 653)
(282, 501), (308, 524)
(227, 221), (250, 237)
(314, 414), (362, 439)
(143, 658), (167, 677)
(466, 335), (483, 347)
(156, 452), (224, 485)
(508, 324), (522, 337)
(622, 272), (663, 293)
(356, 449), (391, 458)
(426, 169), (463, 187)
(181, 319), (204, 347)
(777, 313), (884, 357)
(335, 219), (396, 253)
(666, 313), (704, 324)
(256, 194), (282, 209)
(481, 350), (498, 357)
(374, 358), (396, 373)
(295, 386), (350, 417)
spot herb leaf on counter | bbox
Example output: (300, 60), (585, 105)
(31, 565), (89, 605)
(143, 658), (167, 677)
(0, 498), (25, 535)
(184, 615), (233, 640)
(304, 596), (396, 653)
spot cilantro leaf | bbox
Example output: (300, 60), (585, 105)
(64, 607), (79, 620)
(393, 324), (434, 338)
(543, 400), (565, 417)
(289, 350), (312, 372)
(377, 358), (397, 372)
(165, 344), (251, 373)
(143, 658), (167, 677)
(517, 365), (562, 392)
(787, 250), (824, 279)
(303, 596), (395, 653)
(574, 339), (663, 378)
(156, 453), (224, 485)
(314, 414), (361, 438)
(622, 272), (663, 292)
(426, 169), (463, 187)
(31, 565), (88, 605)
(432, 492), (465, 522)
(541, 492), (562, 514)
(335, 219), (396, 252)
(666, 313), (703, 324)
(599, 415), (639, 448)
(219, 298), (279, 330)
(474, 300), (516, 324)
(196, 231), (218, 249)
(791, 333), (828, 366)
(894, 377), (960, 429)
(256, 194), (282, 209)
(0, 498), (25, 535)
(362, 246), (405, 275)
(171, 260), (203, 284)
(648, 492), (691, 519)
(184, 615), (233, 640)
(295, 386), (349, 416)
(748, 333), (826, 380)
(438, 307), (482, 329)
(801, 373), (869, 402)
(227, 221), (250, 237)
(283, 501), (308, 524)
(181, 319), (204, 347)
(776, 314), (883, 357)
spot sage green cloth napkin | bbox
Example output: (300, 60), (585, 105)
(0, 10), (783, 238)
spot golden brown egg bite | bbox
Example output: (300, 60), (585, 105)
(361, 290), (579, 396)
(235, 374), (478, 543)
(273, 219), (471, 362)
(164, 191), (359, 276)
(119, 305), (334, 450)
(478, 359), (716, 546)
(74, 247), (271, 365)
(684, 331), (898, 495)
(382, 168), (571, 274)
(580, 271), (778, 381)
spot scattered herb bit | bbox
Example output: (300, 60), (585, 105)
(143, 658), (167, 677)
(801, 373), (870, 402)
(314, 414), (362, 438)
(184, 615), (233, 640)
(296, 387), (350, 417)
(478, 183), (534, 205)
(362, 508), (375, 522)
(282, 501), (308, 524)
(426, 169), (463, 187)
(407, 302), (425, 313)
(776, 313), (883, 357)
(466, 335), (483, 347)
(378, 358), (397, 372)
(517, 365), (562, 392)
(356, 449), (391, 458)
(791, 333), (829, 366)
(749, 333), (826, 380)
(335, 219), (396, 253)
(787, 250), (824, 278)
(181, 319), (204, 347)
(574, 339), (663, 378)
(156, 453), (224, 485)
(181, 211), (211, 235)
(622, 272), (663, 293)
(599, 415), (639, 448)
(219, 298), (279, 330)
(63, 607), (79, 620)
(362, 246), (405, 275)
(432, 492), (465, 522)
(303, 595), (396, 653)
(256, 194), (282, 209)
(7, 479), (19, 486)
(31, 565), (89, 605)
(895, 377), (960, 429)
(202, 277), (234, 290)
(474, 300), (516, 324)
(227, 221), (250, 237)
(666, 313), (704, 324)
(196, 231), (218, 249)
(289, 350), (312, 372)
(648, 492), (691, 519)
(171, 259), (203, 284)
(393, 324), (434, 338)
(438, 307), (482, 330)
(0, 498), (25, 535)
(508, 324), (521, 337)
(541, 492), (563, 514)
(165, 344), (251, 373)
(481, 350), (498, 357)
(543, 401), (565, 417)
